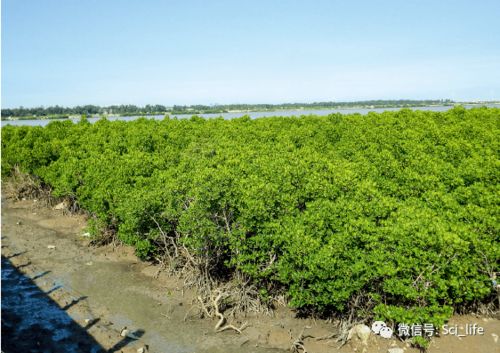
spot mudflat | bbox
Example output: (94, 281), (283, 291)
(1, 195), (498, 353)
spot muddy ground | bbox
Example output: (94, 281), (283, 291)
(1, 195), (499, 353)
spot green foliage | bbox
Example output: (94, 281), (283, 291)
(411, 336), (430, 350)
(2, 107), (499, 325)
(373, 304), (453, 328)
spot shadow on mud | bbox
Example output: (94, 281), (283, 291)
(1, 256), (142, 353)
(108, 329), (145, 352)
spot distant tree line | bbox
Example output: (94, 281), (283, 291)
(0, 104), (169, 118)
(210, 99), (455, 111)
(1, 100), (454, 118)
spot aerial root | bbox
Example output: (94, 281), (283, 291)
(314, 332), (336, 341)
(212, 292), (249, 333)
(291, 326), (312, 353)
(313, 318), (359, 348)
(195, 290), (249, 334)
(148, 220), (275, 330)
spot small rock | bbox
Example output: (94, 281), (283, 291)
(388, 348), (404, 353)
(53, 201), (67, 210)
(351, 324), (371, 345)
(492, 333), (499, 343)
(81, 232), (91, 237)
(16, 221), (22, 225)
(47, 245), (56, 250)
(85, 262), (93, 266)
(120, 326), (141, 339)
(120, 327), (129, 337)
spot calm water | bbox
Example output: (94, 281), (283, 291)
(2, 104), (499, 127)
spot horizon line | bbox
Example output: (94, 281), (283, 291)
(5, 98), (500, 110)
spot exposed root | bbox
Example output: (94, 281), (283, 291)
(314, 332), (336, 341)
(150, 219), (276, 326)
(291, 326), (312, 353)
(195, 290), (249, 333)
(291, 322), (356, 352)
(4, 167), (83, 216)
(88, 227), (118, 247)
(313, 319), (354, 347)
(313, 292), (374, 347)
(213, 292), (249, 333)
(341, 320), (358, 346)
(87, 217), (120, 248)
(197, 295), (211, 318)
(4, 167), (52, 204)
(59, 195), (80, 215)
(216, 321), (249, 334)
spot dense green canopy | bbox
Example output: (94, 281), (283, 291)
(2, 107), (498, 327)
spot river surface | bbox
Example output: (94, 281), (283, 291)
(2, 104), (499, 127)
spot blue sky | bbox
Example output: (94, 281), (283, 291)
(2, 0), (500, 108)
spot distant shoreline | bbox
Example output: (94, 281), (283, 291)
(2, 100), (500, 121)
